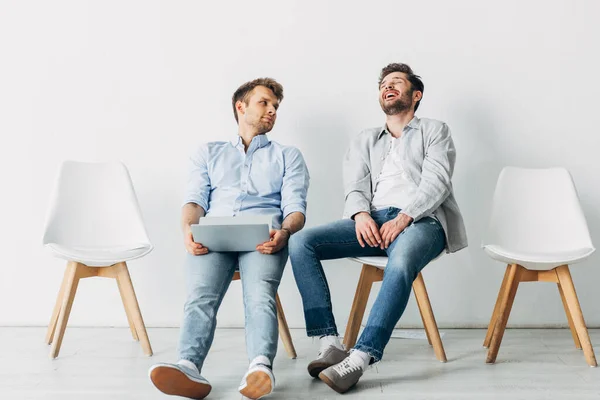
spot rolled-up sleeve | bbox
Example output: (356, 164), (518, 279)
(182, 144), (211, 211)
(280, 147), (310, 219)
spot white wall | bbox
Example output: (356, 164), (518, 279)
(1, 0), (599, 329)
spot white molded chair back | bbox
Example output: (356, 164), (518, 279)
(483, 167), (594, 268)
(43, 161), (152, 266)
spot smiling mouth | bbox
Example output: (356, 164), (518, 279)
(383, 91), (399, 101)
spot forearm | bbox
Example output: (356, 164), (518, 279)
(281, 211), (305, 236)
(181, 203), (206, 233)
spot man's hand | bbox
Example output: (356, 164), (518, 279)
(354, 212), (382, 248)
(257, 229), (289, 254)
(379, 213), (413, 249)
(184, 227), (209, 256)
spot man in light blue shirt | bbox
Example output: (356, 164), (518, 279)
(149, 78), (309, 400)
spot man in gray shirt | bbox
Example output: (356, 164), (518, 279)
(289, 63), (467, 394)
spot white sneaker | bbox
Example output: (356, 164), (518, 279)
(148, 362), (211, 399)
(238, 356), (275, 400)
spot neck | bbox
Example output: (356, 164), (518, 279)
(237, 125), (261, 151)
(385, 110), (415, 138)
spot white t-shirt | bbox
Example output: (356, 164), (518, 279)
(371, 136), (418, 211)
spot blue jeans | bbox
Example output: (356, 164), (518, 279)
(289, 207), (445, 361)
(178, 248), (288, 372)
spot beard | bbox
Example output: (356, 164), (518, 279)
(245, 114), (274, 134)
(379, 90), (413, 115)
(252, 119), (274, 135)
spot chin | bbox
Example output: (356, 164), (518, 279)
(258, 124), (273, 134)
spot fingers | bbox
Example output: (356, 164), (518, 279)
(362, 228), (375, 247)
(388, 231), (400, 248)
(356, 220), (381, 248)
(356, 229), (366, 247)
(262, 234), (282, 248)
(187, 244), (208, 256)
(256, 244), (281, 254)
(369, 222), (383, 245)
(363, 222), (381, 248)
(384, 230), (393, 248)
(379, 224), (388, 249)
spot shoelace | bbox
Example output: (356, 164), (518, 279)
(332, 357), (362, 377)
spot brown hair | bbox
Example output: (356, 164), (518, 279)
(379, 63), (424, 111)
(231, 78), (284, 123)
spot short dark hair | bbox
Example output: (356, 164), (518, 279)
(378, 63), (424, 111)
(231, 78), (284, 123)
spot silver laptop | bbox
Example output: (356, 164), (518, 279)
(190, 215), (273, 252)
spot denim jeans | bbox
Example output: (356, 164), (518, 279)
(178, 248), (288, 372)
(289, 207), (445, 361)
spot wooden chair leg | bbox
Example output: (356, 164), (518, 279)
(115, 262), (153, 356)
(275, 294), (297, 359)
(413, 272), (447, 363)
(486, 264), (521, 364)
(45, 266), (70, 345)
(557, 280), (582, 350)
(50, 262), (82, 358)
(117, 276), (139, 341)
(343, 264), (378, 350)
(555, 265), (597, 367)
(414, 292), (432, 345)
(483, 265), (511, 348)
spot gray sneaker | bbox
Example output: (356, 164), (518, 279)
(307, 345), (349, 378)
(148, 362), (211, 399)
(318, 356), (364, 394)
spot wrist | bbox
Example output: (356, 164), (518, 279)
(353, 212), (371, 221)
(397, 213), (414, 224)
(281, 227), (292, 238)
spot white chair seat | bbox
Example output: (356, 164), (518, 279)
(349, 253), (444, 270)
(46, 243), (153, 267)
(348, 256), (388, 268)
(483, 244), (595, 270)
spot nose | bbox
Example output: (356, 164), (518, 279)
(267, 106), (276, 115)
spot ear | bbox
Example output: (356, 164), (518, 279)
(413, 90), (423, 103)
(236, 100), (246, 119)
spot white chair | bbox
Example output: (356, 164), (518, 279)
(482, 167), (596, 366)
(345, 256), (447, 362)
(43, 161), (154, 358)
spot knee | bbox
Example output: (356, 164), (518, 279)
(288, 228), (314, 256)
(244, 288), (276, 312)
(184, 287), (221, 311)
(385, 257), (419, 282)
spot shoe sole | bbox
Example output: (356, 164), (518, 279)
(318, 371), (351, 394)
(307, 360), (331, 378)
(150, 366), (211, 399)
(239, 370), (273, 399)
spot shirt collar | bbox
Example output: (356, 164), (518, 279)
(378, 116), (420, 139)
(229, 134), (271, 149)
